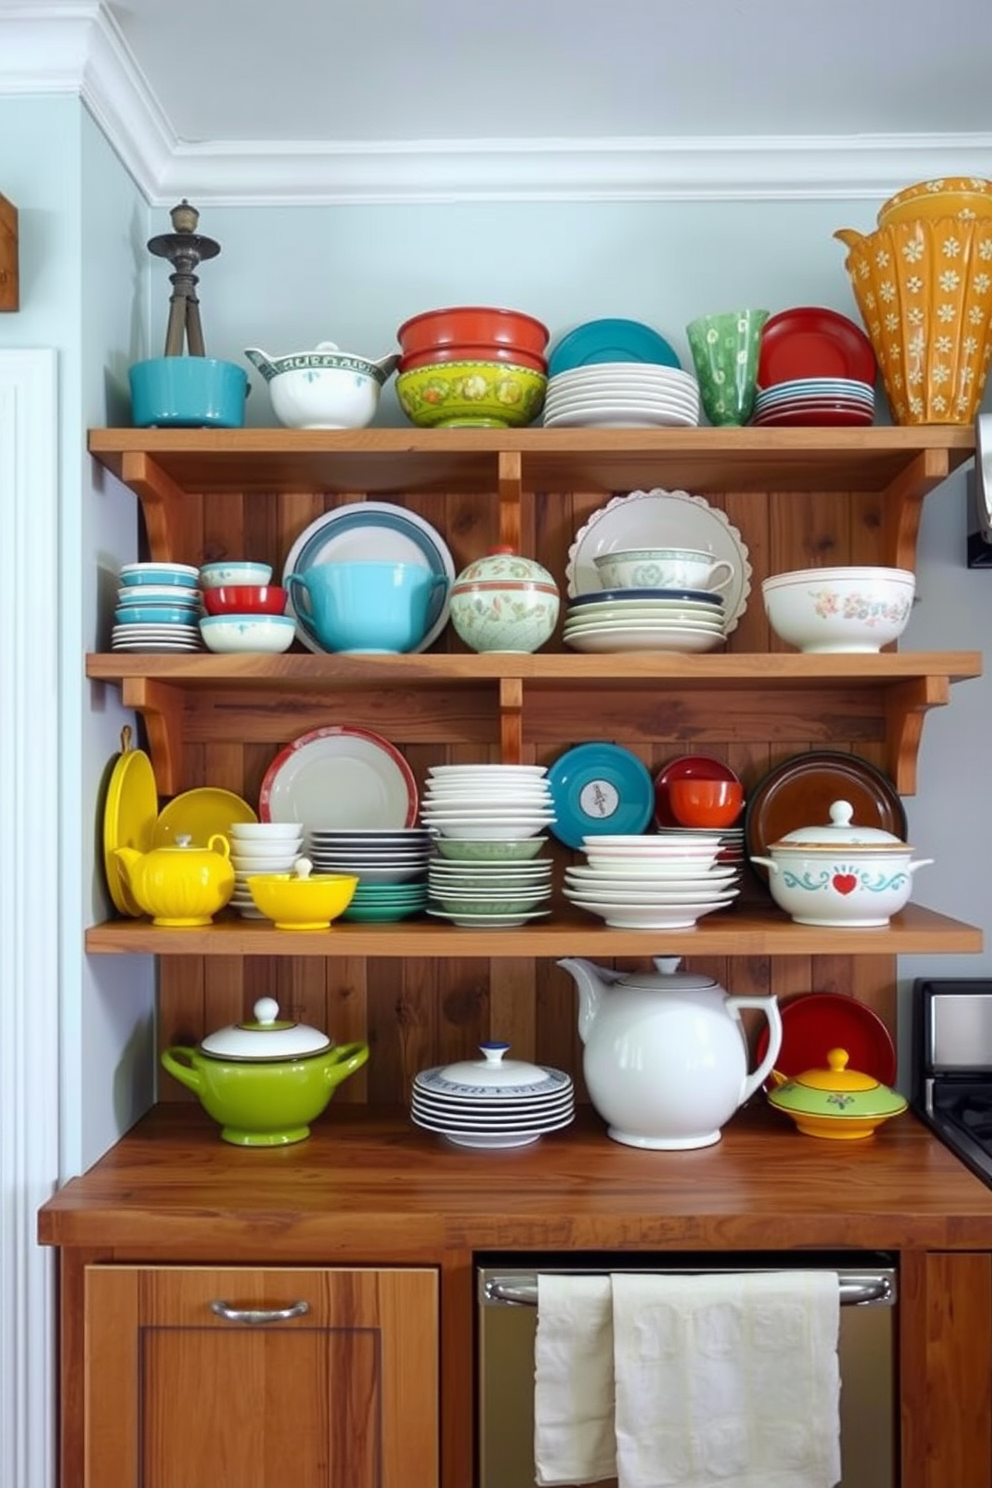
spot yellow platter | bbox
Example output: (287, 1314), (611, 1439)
(152, 786), (258, 847)
(102, 729), (159, 917)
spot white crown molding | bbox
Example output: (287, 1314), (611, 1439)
(3, 5), (992, 206)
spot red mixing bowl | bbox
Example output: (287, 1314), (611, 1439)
(202, 584), (288, 616)
(398, 344), (548, 375)
(397, 305), (550, 359)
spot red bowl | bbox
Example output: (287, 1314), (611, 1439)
(397, 305), (550, 359)
(398, 344), (548, 375)
(202, 584), (287, 616)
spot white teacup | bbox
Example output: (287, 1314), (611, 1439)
(594, 546), (734, 593)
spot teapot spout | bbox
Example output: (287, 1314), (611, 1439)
(113, 845), (141, 885)
(373, 352), (400, 380)
(557, 957), (623, 1046)
(243, 347), (278, 380)
(833, 228), (865, 252)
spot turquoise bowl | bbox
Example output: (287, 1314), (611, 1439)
(129, 356), (248, 429)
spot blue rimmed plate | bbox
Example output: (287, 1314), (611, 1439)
(567, 586), (723, 609)
(546, 742), (655, 849)
(547, 319), (681, 377)
(282, 500), (454, 655)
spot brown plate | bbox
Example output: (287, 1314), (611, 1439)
(745, 750), (906, 881)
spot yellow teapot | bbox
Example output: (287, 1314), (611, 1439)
(114, 833), (234, 926)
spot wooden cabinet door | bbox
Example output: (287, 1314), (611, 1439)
(83, 1265), (438, 1488)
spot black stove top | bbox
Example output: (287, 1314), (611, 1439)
(913, 978), (992, 1187)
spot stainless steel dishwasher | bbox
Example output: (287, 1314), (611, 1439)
(477, 1253), (896, 1488)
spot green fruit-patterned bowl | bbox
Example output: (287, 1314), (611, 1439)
(396, 361), (546, 428)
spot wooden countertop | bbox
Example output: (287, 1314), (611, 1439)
(37, 1103), (992, 1257)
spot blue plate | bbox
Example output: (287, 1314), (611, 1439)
(546, 742), (655, 849)
(547, 319), (681, 378)
(567, 587), (723, 609)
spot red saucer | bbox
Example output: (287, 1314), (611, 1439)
(756, 991), (897, 1091)
(758, 307), (876, 388)
(653, 753), (742, 828)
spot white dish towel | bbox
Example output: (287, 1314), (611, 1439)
(611, 1271), (841, 1488)
(534, 1273), (617, 1485)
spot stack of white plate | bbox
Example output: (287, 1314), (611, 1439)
(562, 586), (728, 654)
(751, 378), (874, 428)
(542, 364), (701, 429)
(112, 561), (203, 653)
(228, 823), (305, 919)
(426, 856), (554, 929)
(419, 764), (556, 843)
(308, 827), (433, 922)
(411, 1042), (574, 1149)
(563, 833), (742, 930)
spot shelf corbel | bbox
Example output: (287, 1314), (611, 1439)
(119, 452), (194, 563)
(499, 676), (523, 763)
(497, 450), (523, 551)
(882, 448), (953, 572)
(885, 673), (950, 794)
(120, 677), (186, 796)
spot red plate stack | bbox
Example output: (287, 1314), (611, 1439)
(752, 307), (877, 427)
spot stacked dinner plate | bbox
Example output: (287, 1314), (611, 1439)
(427, 855), (554, 929)
(411, 1042), (574, 1149)
(542, 363), (701, 428)
(561, 587), (728, 654)
(563, 833), (742, 930)
(751, 378), (875, 428)
(112, 561), (203, 653)
(419, 765), (556, 843)
(308, 828), (433, 922)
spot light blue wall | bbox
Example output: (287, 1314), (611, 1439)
(0, 96), (155, 1175)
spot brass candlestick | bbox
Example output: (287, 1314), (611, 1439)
(147, 199), (220, 358)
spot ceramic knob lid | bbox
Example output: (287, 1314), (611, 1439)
(452, 547), (558, 590)
(199, 996), (332, 1061)
(771, 800), (910, 850)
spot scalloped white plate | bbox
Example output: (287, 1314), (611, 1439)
(566, 488), (752, 633)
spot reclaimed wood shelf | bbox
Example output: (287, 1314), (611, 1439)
(85, 902), (981, 958)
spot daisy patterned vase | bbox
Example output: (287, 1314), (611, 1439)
(449, 548), (560, 654)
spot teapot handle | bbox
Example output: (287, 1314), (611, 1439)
(727, 995), (783, 1106)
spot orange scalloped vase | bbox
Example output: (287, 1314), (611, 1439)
(835, 216), (992, 424)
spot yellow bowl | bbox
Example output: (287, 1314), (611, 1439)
(246, 872), (358, 930)
(835, 217), (992, 424)
(878, 176), (992, 229)
(396, 361), (547, 429)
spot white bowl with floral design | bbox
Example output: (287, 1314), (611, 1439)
(761, 565), (914, 653)
(449, 548), (560, 653)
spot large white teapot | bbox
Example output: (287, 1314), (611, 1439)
(558, 956), (782, 1151)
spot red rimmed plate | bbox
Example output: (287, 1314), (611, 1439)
(758, 307), (876, 388)
(750, 406), (875, 428)
(653, 753), (742, 828)
(259, 725), (418, 831)
(756, 991), (897, 1089)
(745, 751), (906, 882)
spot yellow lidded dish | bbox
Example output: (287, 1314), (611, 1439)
(767, 1047), (907, 1140)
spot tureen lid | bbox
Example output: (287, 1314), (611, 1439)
(413, 1041), (570, 1099)
(770, 800), (909, 851)
(199, 997), (332, 1061)
(768, 1048), (907, 1118)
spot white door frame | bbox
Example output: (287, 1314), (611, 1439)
(0, 348), (59, 1488)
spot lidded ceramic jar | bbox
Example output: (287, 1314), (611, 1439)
(749, 800), (934, 928)
(160, 996), (370, 1146)
(448, 547), (560, 653)
(768, 1047), (907, 1139)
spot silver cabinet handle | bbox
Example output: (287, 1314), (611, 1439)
(484, 1272), (895, 1308)
(210, 1299), (310, 1325)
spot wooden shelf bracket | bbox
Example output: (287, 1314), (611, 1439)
(120, 677), (186, 796)
(885, 674), (951, 795)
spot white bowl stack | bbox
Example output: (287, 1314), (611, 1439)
(542, 363), (701, 428)
(562, 833), (742, 930)
(227, 822), (305, 918)
(411, 1042), (574, 1148)
(420, 765), (556, 927)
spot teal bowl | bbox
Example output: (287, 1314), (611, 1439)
(129, 356), (248, 429)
